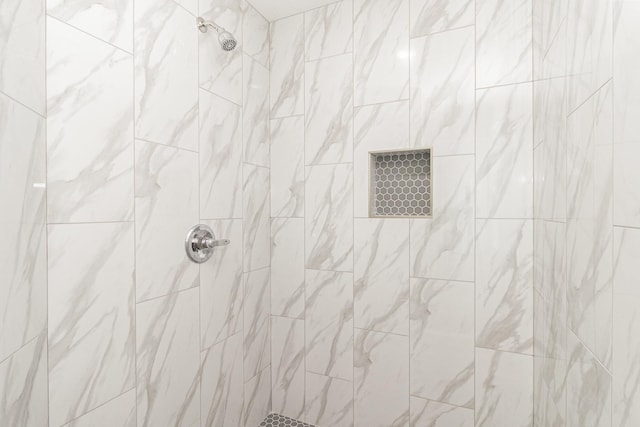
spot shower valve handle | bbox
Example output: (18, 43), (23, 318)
(185, 225), (230, 263)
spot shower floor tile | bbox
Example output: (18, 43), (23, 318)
(259, 413), (316, 427)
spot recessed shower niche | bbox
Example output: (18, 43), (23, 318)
(369, 149), (432, 218)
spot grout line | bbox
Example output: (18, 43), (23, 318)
(0, 90), (45, 118)
(134, 136), (199, 154)
(46, 14), (133, 55)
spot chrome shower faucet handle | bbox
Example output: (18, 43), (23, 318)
(185, 224), (230, 263)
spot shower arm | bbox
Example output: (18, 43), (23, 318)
(197, 17), (223, 33)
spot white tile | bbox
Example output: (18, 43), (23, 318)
(271, 218), (305, 319)
(613, 293), (640, 427)
(65, 389), (136, 427)
(270, 14), (305, 118)
(272, 316), (305, 419)
(614, 143), (640, 228)
(305, 0), (353, 61)
(305, 372), (354, 427)
(410, 397), (474, 427)
(243, 0), (269, 68)
(243, 164), (270, 272)
(532, 0), (567, 79)
(411, 0), (474, 37)
(613, 227), (640, 296)
(243, 54), (270, 167)
(245, 367), (271, 427)
(614, 1), (640, 145)
(271, 116), (304, 218)
(244, 268), (271, 381)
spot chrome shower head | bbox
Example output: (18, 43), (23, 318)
(197, 17), (238, 51)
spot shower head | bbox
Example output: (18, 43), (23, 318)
(196, 17), (237, 51)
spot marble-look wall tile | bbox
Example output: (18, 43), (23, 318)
(613, 142), (640, 228)
(354, 329), (409, 427)
(613, 227), (640, 296)
(244, 268), (271, 381)
(0, 94), (46, 362)
(47, 17), (134, 224)
(270, 14), (304, 118)
(271, 116), (304, 218)
(410, 397), (474, 427)
(305, 54), (353, 165)
(0, 0), (45, 114)
(245, 367), (272, 427)
(613, 292), (640, 427)
(135, 0), (198, 151)
(48, 222), (135, 426)
(410, 155), (474, 281)
(137, 288), (200, 427)
(354, 219), (409, 335)
(201, 219), (243, 348)
(532, 0), (567, 80)
(305, 0), (353, 61)
(199, 88), (242, 219)
(410, 27), (475, 156)
(201, 333), (243, 427)
(272, 316), (305, 419)
(614, 0), (640, 145)
(243, 1), (269, 68)
(305, 164), (353, 271)
(199, 0), (243, 104)
(476, 82), (533, 219)
(354, 0), (409, 106)
(410, 0), (474, 38)
(353, 100), (409, 217)
(271, 218), (305, 319)
(65, 389), (136, 427)
(135, 140), (199, 301)
(476, 219), (533, 354)
(476, 0), (533, 88)
(243, 164), (270, 272)
(305, 270), (353, 380)
(243, 54), (270, 167)
(305, 372), (353, 427)
(410, 279), (474, 408)
(47, 0), (133, 52)
(0, 333), (47, 427)
(475, 348), (533, 427)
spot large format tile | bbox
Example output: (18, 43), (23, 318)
(410, 279), (474, 408)
(271, 218), (305, 319)
(305, 372), (353, 427)
(135, 0), (198, 151)
(65, 389), (136, 427)
(245, 367), (271, 427)
(410, 0), (474, 37)
(135, 140), (199, 301)
(243, 164), (270, 272)
(614, 0), (640, 145)
(305, 0), (353, 61)
(48, 222), (135, 427)
(0, 94), (46, 362)
(613, 142), (640, 228)
(47, 17), (134, 224)
(305, 54), (353, 165)
(410, 397), (474, 427)
(532, 0), (567, 80)
(410, 26), (475, 156)
(272, 316), (305, 420)
(354, 0), (409, 106)
(271, 116), (304, 218)
(270, 14), (304, 118)
(243, 54), (270, 167)
(242, 0), (269, 67)
(137, 288), (200, 427)
(244, 268), (271, 381)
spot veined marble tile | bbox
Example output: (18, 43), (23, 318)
(566, 331), (611, 427)
(305, 372), (353, 427)
(0, 0), (45, 114)
(271, 116), (304, 218)
(0, 94), (46, 362)
(272, 316), (305, 419)
(244, 268), (271, 381)
(305, 270), (353, 381)
(410, 155), (474, 281)
(242, 0), (269, 68)
(614, 227), (640, 296)
(305, 0), (353, 61)
(533, 0), (567, 80)
(354, 329), (409, 427)
(201, 333), (243, 427)
(475, 348), (533, 427)
(245, 366), (271, 427)
(305, 164), (353, 271)
(271, 218), (305, 319)
(243, 164), (270, 272)
(476, 219), (534, 354)
(135, 140), (199, 301)
(410, 279), (474, 408)
(354, 219), (409, 335)
(270, 14), (304, 118)
(47, 0), (133, 52)
(199, 88), (242, 219)
(410, 0), (474, 37)
(198, 0), (243, 104)
(47, 17), (134, 224)
(201, 219), (243, 349)
(476, 0), (533, 88)
(354, 0), (409, 106)
(613, 293), (640, 426)
(48, 222), (135, 427)
(135, 0), (198, 150)
(243, 54), (270, 167)
(614, 1), (640, 145)
(476, 82), (533, 219)
(0, 333), (47, 427)
(541, 221), (567, 357)
(305, 54), (353, 165)
(136, 288), (200, 427)
(65, 389), (136, 427)
(614, 143), (640, 228)
(410, 27), (474, 156)
(410, 397), (474, 427)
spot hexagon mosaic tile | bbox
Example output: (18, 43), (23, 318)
(370, 149), (432, 217)
(258, 413), (316, 427)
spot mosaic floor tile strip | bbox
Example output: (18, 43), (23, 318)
(259, 413), (316, 427)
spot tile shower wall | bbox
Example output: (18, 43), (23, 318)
(268, 0), (535, 426)
(1, 0), (271, 425)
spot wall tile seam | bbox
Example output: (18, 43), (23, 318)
(0, 90), (46, 118)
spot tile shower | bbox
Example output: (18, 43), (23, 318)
(0, 1), (638, 427)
